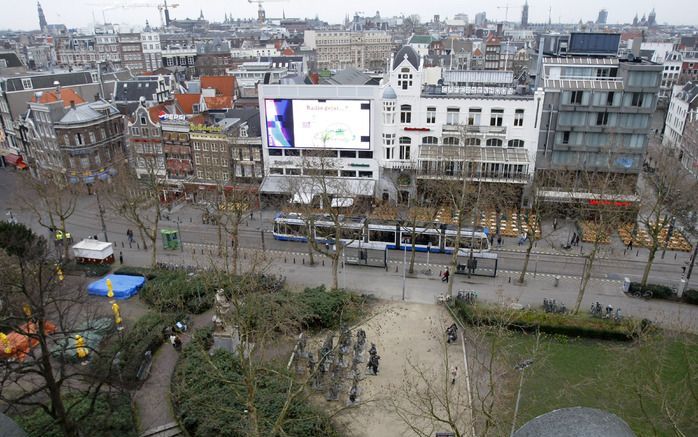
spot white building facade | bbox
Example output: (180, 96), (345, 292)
(663, 82), (698, 149)
(141, 31), (162, 72)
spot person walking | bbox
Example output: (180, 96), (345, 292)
(497, 234), (502, 247)
(441, 267), (450, 283)
(119, 251), (123, 265)
(451, 366), (459, 385)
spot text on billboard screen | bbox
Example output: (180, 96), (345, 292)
(265, 99), (371, 149)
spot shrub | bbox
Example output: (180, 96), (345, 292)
(297, 285), (362, 329)
(113, 266), (159, 280)
(92, 312), (177, 388)
(140, 270), (216, 314)
(172, 341), (340, 437)
(63, 261), (111, 277)
(683, 289), (698, 305)
(454, 302), (634, 341)
(16, 393), (136, 437)
(629, 282), (674, 300)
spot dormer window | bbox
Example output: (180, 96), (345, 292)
(397, 67), (413, 90)
(240, 124), (249, 138)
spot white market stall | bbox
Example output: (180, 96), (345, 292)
(71, 239), (114, 264)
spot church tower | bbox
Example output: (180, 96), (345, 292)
(37, 1), (48, 32)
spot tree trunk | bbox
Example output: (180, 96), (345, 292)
(574, 248), (598, 314)
(641, 244), (658, 287)
(518, 236), (535, 284)
(231, 222), (240, 275)
(217, 220), (224, 257)
(307, 240), (315, 266)
(150, 231), (158, 268)
(409, 237), (417, 274)
(138, 228), (147, 251)
(331, 253), (339, 290)
(38, 322), (79, 437)
(447, 231), (460, 297)
(60, 217), (69, 260)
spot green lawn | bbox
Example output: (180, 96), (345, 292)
(508, 333), (698, 437)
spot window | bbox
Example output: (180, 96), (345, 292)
(268, 149), (282, 156)
(383, 133), (395, 159)
(21, 78), (33, 90)
(468, 108), (481, 125)
(359, 171), (373, 178)
(63, 134), (70, 145)
(193, 142), (200, 151)
(422, 136), (438, 145)
(140, 115), (147, 125)
(341, 170), (357, 177)
(240, 125), (248, 137)
(631, 93), (644, 107)
(202, 143), (209, 151)
(426, 107), (436, 124)
(596, 112), (609, 126)
(400, 105), (412, 124)
(490, 109), (504, 126)
(75, 133), (83, 145)
(398, 67), (413, 90)
(358, 151), (373, 159)
(80, 157), (90, 168)
(286, 168), (301, 175)
(443, 137), (459, 145)
(89, 132), (96, 143)
(562, 131), (570, 144)
(508, 139), (524, 148)
(100, 128), (106, 140)
(383, 101), (396, 125)
(607, 92), (615, 106)
(399, 137), (411, 160)
(486, 138), (503, 147)
(211, 144), (218, 152)
(570, 91), (583, 104)
(340, 150), (357, 158)
(446, 107), (460, 125)
(464, 138), (481, 146)
(192, 104), (200, 113)
(514, 109), (524, 127)
(94, 153), (101, 166)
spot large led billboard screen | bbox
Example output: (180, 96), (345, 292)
(265, 99), (371, 149)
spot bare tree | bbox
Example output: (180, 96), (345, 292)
(286, 150), (369, 290)
(0, 222), (115, 437)
(109, 158), (165, 268)
(399, 202), (439, 274)
(636, 144), (698, 286)
(17, 170), (79, 260)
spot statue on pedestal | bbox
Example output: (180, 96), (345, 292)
(212, 288), (231, 331)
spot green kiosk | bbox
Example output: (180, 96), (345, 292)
(161, 229), (180, 250)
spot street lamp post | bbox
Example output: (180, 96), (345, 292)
(95, 189), (109, 242)
(401, 246), (407, 301)
(510, 359), (534, 437)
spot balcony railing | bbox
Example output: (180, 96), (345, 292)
(383, 160), (418, 170)
(441, 125), (507, 135)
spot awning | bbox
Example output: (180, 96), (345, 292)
(4, 153), (28, 169)
(261, 175), (375, 197)
(331, 197), (354, 208)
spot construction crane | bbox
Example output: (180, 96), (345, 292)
(247, 0), (289, 23)
(157, 1), (180, 28)
(88, 1), (178, 27)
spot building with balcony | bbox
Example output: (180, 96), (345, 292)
(663, 82), (698, 150)
(383, 46), (544, 203)
(535, 54), (662, 203)
(304, 30), (393, 71)
(54, 100), (125, 185)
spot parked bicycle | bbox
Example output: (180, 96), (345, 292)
(456, 290), (478, 304)
(437, 293), (452, 305)
(590, 301), (603, 318)
(631, 289), (653, 299)
(543, 298), (567, 314)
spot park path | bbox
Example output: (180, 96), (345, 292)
(131, 308), (213, 436)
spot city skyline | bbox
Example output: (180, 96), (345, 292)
(0, 0), (688, 32)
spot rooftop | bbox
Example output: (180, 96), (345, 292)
(57, 100), (119, 125)
(31, 88), (86, 108)
(513, 407), (636, 437)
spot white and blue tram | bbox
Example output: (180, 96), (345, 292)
(272, 212), (491, 254)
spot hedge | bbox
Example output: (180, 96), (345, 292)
(297, 285), (362, 330)
(91, 312), (177, 388)
(140, 270), (216, 314)
(16, 393), (136, 437)
(172, 341), (340, 437)
(683, 289), (698, 305)
(63, 261), (111, 277)
(113, 266), (159, 280)
(628, 282), (675, 300)
(454, 302), (635, 341)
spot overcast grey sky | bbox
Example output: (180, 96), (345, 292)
(0, 0), (690, 31)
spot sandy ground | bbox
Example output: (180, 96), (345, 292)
(305, 301), (473, 437)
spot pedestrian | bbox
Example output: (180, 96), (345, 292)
(575, 234), (580, 246)
(451, 366), (458, 385)
(628, 239), (633, 251)
(119, 251), (123, 265)
(441, 267), (450, 283)
(553, 218), (558, 230)
(497, 235), (502, 247)
(93, 234), (98, 240)
(249, 211), (253, 220)
(489, 234), (494, 247)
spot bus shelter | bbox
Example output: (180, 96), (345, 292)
(456, 252), (498, 278)
(344, 244), (388, 268)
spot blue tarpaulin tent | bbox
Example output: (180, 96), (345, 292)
(87, 274), (145, 300)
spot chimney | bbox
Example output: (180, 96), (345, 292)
(70, 100), (76, 109)
(53, 80), (61, 95)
